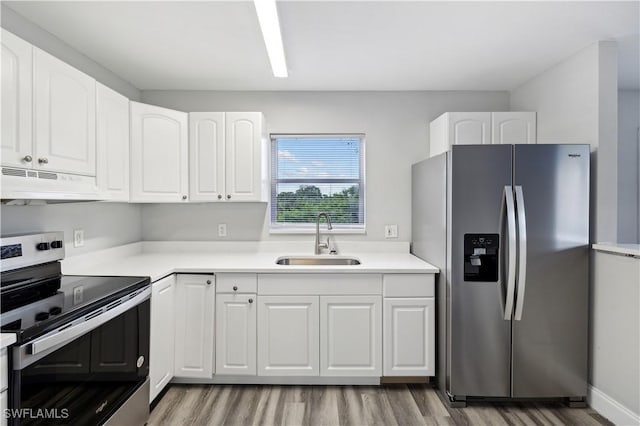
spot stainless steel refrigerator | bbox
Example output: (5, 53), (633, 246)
(411, 144), (589, 407)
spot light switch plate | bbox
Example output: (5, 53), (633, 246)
(384, 224), (398, 239)
(218, 223), (227, 237)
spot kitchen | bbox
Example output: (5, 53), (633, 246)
(0, 1), (638, 425)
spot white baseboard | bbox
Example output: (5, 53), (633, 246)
(588, 385), (640, 425)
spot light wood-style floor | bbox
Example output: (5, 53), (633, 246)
(149, 384), (612, 426)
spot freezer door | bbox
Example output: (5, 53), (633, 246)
(512, 144), (589, 398)
(448, 145), (513, 398)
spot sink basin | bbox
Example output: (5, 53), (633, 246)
(275, 256), (361, 266)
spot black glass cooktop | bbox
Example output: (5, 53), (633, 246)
(1, 264), (150, 343)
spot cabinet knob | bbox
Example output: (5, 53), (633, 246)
(182, 195), (187, 200)
(38, 158), (48, 164)
(206, 280), (212, 285)
(233, 286), (238, 291)
(227, 194), (231, 199)
(248, 298), (253, 304)
(22, 155), (32, 162)
(218, 194), (222, 200)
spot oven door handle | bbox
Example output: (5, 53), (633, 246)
(14, 287), (151, 370)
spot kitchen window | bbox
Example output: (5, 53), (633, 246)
(270, 134), (365, 233)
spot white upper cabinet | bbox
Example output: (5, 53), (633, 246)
(450, 112), (491, 145)
(225, 112), (266, 201)
(34, 48), (96, 176)
(96, 83), (129, 201)
(491, 112), (537, 145)
(430, 111), (536, 157)
(130, 102), (189, 202)
(189, 112), (225, 201)
(1, 30), (33, 169)
(189, 112), (267, 202)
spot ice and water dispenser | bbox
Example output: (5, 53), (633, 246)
(463, 233), (499, 282)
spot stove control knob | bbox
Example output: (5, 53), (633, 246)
(35, 312), (50, 321)
(36, 242), (50, 251)
(49, 307), (62, 315)
(50, 240), (63, 249)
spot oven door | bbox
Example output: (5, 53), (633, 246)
(9, 288), (150, 426)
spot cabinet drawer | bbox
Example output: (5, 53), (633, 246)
(258, 274), (381, 295)
(217, 273), (257, 294)
(383, 274), (434, 297)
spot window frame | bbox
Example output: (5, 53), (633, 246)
(269, 133), (366, 234)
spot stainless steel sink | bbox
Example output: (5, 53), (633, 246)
(275, 256), (361, 266)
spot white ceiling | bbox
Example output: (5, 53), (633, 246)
(5, 1), (639, 91)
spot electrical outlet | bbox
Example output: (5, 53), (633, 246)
(384, 224), (398, 239)
(73, 229), (84, 247)
(218, 223), (227, 237)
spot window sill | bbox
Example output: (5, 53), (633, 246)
(269, 228), (366, 235)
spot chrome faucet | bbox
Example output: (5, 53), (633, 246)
(315, 212), (333, 255)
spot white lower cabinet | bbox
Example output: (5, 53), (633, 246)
(0, 390), (6, 426)
(320, 295), (382, 377)
(383, 298), (435, 376)
(215, 293), (256, 375)
(174, 274), (215, 378)
(149, 275), (175, 402)
(257, 295), (319, 376)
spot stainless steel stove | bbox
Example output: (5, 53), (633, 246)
(1, 232), (151, 426)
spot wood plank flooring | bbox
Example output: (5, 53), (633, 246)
(149, 384), (612, 426)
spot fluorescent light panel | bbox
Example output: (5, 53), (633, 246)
(254, 0), (288, 78)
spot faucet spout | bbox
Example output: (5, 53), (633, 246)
(315, 212), (333, 255)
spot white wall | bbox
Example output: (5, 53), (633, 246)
(1, 4), (140, 100)
(140, 90), (509, 242)
(590, 251), (640, 423)
(510, 41), (618, 244)
(618, 90), (639, 243)
(0, 203), (142, 257)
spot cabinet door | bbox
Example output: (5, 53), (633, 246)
(96, 83), (129, 201)
(448, 112), (491, 146)
(150, 275), (175, 402)
(1, 30), (33, 168)
(130, 101), (189, 202)
(258, 295), (319, 376)
(320, 295), (382, 377)
(174, 274), (215, 378)
(189, 112), (225, 201)
(34, 48), (96, 176)
(383, 298), (435, 376)
(225, 112), (265, 202)
(215, 293), (256, 375)
(491, 112), (536, 145)
(0, 390), (6, 426)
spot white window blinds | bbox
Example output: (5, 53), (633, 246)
(270, 134), (365, 230)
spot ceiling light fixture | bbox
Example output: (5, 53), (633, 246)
(253, 0), (288, 78)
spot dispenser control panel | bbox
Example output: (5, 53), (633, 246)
(464, 233), (499, 282)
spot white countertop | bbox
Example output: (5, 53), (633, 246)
(593, 243), (640, 258)
(1, 333), (17, 349)
(62, 241), (439, 282)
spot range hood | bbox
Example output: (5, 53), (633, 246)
(1, 167), (103, 204)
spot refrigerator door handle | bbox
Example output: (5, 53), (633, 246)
(502, 185), (517, 320)
(514, 186), (528, 321)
